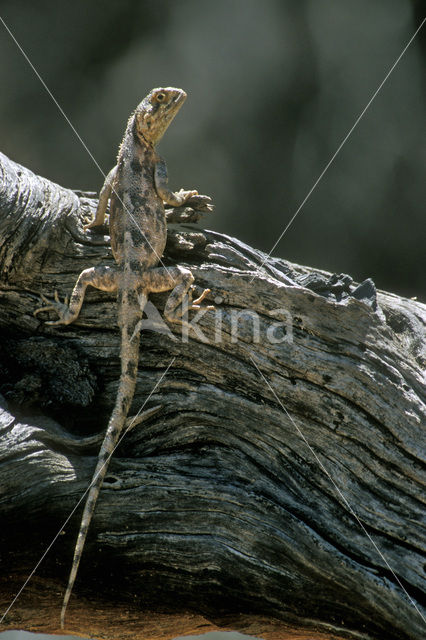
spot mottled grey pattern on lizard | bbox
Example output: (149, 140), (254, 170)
(34, 87), (212, 628)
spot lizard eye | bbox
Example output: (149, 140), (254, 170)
(156, 92), (166, 102)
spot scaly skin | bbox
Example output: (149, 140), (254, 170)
(34, 87), (212, 628)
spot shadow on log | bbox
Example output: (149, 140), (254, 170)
(0, 150), (425, 640)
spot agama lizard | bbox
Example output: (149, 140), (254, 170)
(34, 87), (212, 628)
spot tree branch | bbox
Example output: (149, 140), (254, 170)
(0, 150), (425, 640)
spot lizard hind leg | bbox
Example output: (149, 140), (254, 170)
(34, 265), (119, 326)
(141, 265), (213, 324)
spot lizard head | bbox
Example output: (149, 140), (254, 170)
(134, 87), (187, 146)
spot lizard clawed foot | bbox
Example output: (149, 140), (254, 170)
(165, 288), (214, 324)
(34, 291), (72, 325)
(176, 188), (198, 201)
(83, 219), (107, 232)
(170, 188), (200, 206)
(190, 287), (214, 310)
(184, 194), (213, 211)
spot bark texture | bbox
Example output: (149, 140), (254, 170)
(0, 150), (425, 640)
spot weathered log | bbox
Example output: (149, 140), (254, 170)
(0, 150), (425, 640)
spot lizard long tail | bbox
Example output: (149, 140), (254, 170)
(61, 303), (142, 628)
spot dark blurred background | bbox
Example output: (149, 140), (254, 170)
(0, 0), (424, 299)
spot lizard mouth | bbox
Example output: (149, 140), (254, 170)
(173, 91), (187, 105)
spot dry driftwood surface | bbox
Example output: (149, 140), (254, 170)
(0, 150), (425, 640)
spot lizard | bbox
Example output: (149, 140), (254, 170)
(34, 87), (213, 628)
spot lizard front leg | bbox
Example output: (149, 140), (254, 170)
(154, 157), (200, 206)
(84, 166), (117, 230)
(34, 265), (118, 325)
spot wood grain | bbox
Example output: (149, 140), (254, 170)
(0, 151), (425, 639)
